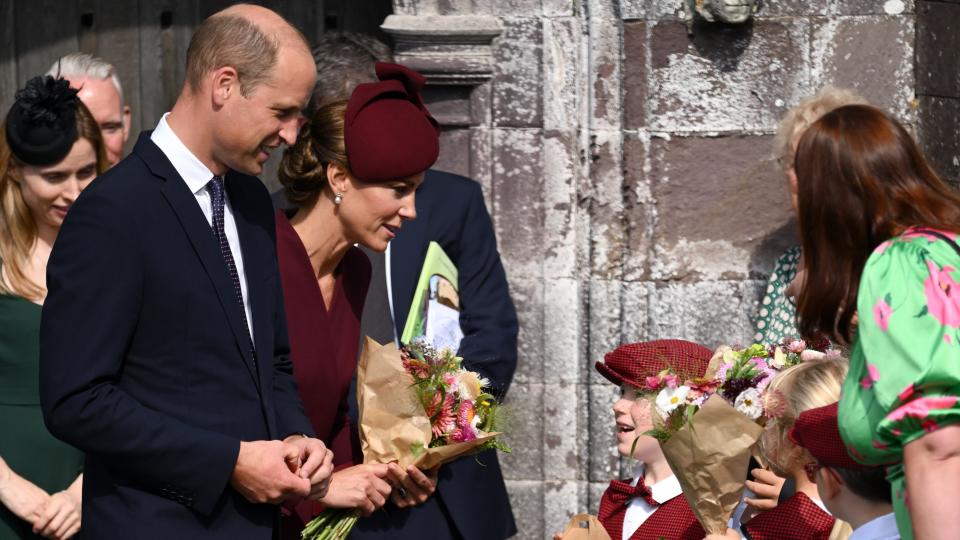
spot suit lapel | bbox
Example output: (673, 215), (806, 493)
(224, 174), (271, 389)
(137, 136), (260, 389)
(389, 178), (433, 339)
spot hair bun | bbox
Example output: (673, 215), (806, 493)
(5, 75), (81, 166)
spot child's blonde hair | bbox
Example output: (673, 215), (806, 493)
(763, 358), (848, 472)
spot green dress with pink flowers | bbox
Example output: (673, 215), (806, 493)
(839, 227), (960, 540)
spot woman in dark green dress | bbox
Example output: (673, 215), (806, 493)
(0, 75), (108, 539)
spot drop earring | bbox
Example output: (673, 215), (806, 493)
(334, 192), (343, 205)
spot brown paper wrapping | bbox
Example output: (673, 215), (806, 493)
(356, 337), (500, 469)
(659, 395), (763, 535)
(558, 514), (611, 540)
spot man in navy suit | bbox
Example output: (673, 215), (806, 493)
(39, 5), (334, 538)
(298, 32), (519, 540)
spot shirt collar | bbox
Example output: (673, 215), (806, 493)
(630, 464), (683, 504)
(150, 113), (217, 194)
(849, 513), (899, 540)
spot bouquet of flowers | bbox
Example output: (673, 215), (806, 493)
(646, 338), (831, 534)
(301, 339), (509, 539)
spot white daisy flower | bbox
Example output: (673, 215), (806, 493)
(734, 387), (764, 420)
(655, 385), (691, 420)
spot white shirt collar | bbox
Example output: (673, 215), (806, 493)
(630, 464), (683, 504)
(849, 513), (900, 540)
(150, 113), (216, 194)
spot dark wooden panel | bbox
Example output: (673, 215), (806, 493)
(15, 0), (80, 82)
(78, 0), (143, 154)
(259, 0), (322, 45)
(0, 1), (17, 117)
(138, 0), (198, 131)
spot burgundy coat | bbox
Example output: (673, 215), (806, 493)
(275, 210), (371, 536)
(597, 479), (706, 540)
(742, 492), (836, 540)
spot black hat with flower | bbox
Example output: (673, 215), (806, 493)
(5, 75), (81, 166)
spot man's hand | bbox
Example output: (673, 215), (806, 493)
(0, 466), (51, 526)
(284, 435), (334, 500)
(230, 440), (311, 504)
(32, 490), (81, 539)
(319, 464), (392, 515)
(386, 463), (438, 508)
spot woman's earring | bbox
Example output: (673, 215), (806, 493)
(334, 192), (343, 205)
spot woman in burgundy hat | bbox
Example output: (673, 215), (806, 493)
(273, 62), (441, 539)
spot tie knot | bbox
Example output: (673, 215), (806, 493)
(208, 175), (225, 195)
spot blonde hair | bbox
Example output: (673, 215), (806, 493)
(0, 101), (108, 300)
(763, 358), (848, 471)
(277, 100), (350, 206)
(773, 87), (868, 168)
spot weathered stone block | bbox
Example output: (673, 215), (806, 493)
(510, 277), (545, 385)
(505, 480), (544, 539)
(588, 481), (609, 513)
(543, 17), (582, 131)
(500, 383), (544, 480)
(649, 19), (809, 132)
(623, 21), (648, 130)
(543, 0), (576, 17)
(832, 0), (914, 15)
(916, 1), (960, 99)
(647, 280), (762, 348)
(435, 128), (472, 178)
(588, 280), (624, 385)
(588, 383), (620, 482)
(649, 135), (797, 281)
(623, 132), (652, 281)
(918, 97), (960, 186)
(588, 1), (622, 131)
(621, 0), (685, 20)
(543, 131), (581, 279)
(543, 383), (582, 479)
(812, 16), (915, 123)
(493, 18), (543, 127)
(468, 126), (494, 210)
(493, 128), (544, 279)
(589, 131), (626, 279)
(493, 0), (543, 16)
(543, 279), (585, 384)
(621, 281), (651, 343)
(758, 0), (829, 16)
(544, 480), (589, 536)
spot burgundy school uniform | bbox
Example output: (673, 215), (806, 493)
(742, 492), (835, 540)
(275, 210), (371, 538)
(598, 477), (705, 540)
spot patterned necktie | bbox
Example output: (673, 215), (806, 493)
(207, 175), (257, 368)
(606, 478), (659, 507)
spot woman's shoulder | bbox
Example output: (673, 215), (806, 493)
(864, 228), (960, 279)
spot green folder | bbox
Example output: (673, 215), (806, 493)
(400, 241), (459, 345)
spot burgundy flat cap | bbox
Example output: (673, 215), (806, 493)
(595, 339), (713, 389)
(789, 402), (867, 470)
(344, 62), (440, 182)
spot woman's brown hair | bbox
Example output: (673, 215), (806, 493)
(277, 100), (349, 207)
(794, 104), (960, 343)
(0, 100), (108, 300)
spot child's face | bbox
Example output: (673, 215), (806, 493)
(612, 385), (662, 460)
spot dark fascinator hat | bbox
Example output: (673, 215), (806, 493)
(5, 75), (80, 166)
(343, 62), (440, 182)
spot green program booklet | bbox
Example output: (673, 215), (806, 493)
(400, 241), (464, 352)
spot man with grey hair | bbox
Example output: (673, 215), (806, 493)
(48, 53), (131, 166)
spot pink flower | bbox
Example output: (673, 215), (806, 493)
(922, 419), (940, 433)
(644, 376), (661, 391)
(891, 428), (902, 436)
(873, 240), (893, 256)
(946, 334), (954, 346)
(885, 396), (959, 423)
(903, 228), (958, 244)
(860, 364), (880, 390)
(431, 394), (456, 437)
(663, 374), (679, 389)
(898, 384), (916, 402)
(872, 440), (889, 451)
(924, 261), (960, 328)
(787, 339), (806, 354)
(873, 297), (893, 332)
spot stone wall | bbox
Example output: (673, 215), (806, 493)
(387, 1), (935, 538)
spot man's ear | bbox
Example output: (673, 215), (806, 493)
(121, 105), (132, 142)
(210, 66), (240, 108)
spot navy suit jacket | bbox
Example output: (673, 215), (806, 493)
(40, 134), (313, 539)
(353, 170), (519, 540)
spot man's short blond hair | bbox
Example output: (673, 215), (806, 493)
(185, 13), (279, 97)
(774, 86), (869, 167)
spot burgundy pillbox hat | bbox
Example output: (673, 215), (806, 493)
(344, 62), (440, 182)
(789, 402), (867, 470)
(595, 339), (713, 389)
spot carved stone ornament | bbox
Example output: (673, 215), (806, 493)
(686, 0), (761, 24)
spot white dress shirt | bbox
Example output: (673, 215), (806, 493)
(151, 114), (254, 340)
(622, 464), (685, 540)
(849, 513), (899, 540)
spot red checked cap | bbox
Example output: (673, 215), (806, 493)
(595, 340), (713, 388)
(344, 62), (440, 182)
(789, 402), (867, 470)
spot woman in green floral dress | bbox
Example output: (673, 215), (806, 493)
(793, 104), (960, 540)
